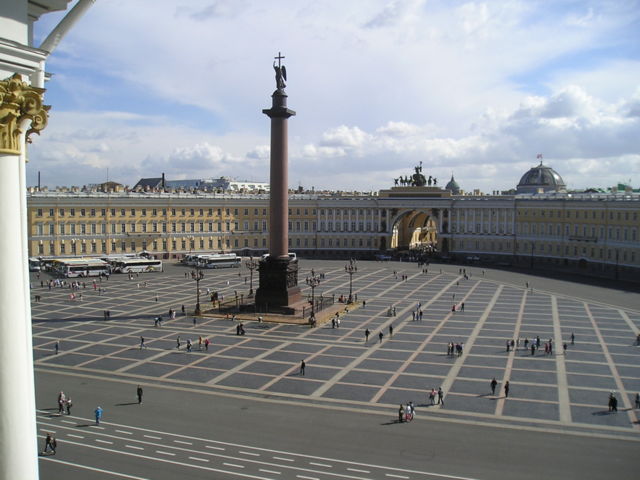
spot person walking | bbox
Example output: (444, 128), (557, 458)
(635, 392), (640, 409)
(571, 332), (575, 345)
(389, 324), (394, 338)
(398, 404), (405, 423)
(139, 336), (146, 349)
(365, 329), (370, 343)
(204, 338), (210, 351)
(94, 406), (103, 425)
(137, 385), (143, 404)
(379, 331), (384, 344)
(504, 381), (510, 398)
(54, 341), (59, 355)
(65, 397), (72, 415)
(43, 433), (56, 455)
(490, 378), (497, 395)
(176, 336), (181, 349)
(300, 360), (306, 376)
(437, 387), (444, 406)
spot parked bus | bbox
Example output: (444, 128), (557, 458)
(50, 258), (110, 278)
(28, 257), (41, 272)
(197, 253), (241, 269)
(111, 258), (163, 274)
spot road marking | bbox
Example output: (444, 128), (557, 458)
(386, 474), (409, 479)
(260, 468), (281, 475)
(551, 295), (572, 423)
(240, 450), (260, 456)
(156, 450), (176, 456)
(66, 434), (84, 439)
(116, 429), (133, 435)
(61, 420), (75, 424)
(309, 462), (332, 468)
(205, 445), (225, 451)
(95, 439), (113, 444)
(273, 456), (294, 462)
(224, 462), (245, 468)
(126, 444), (144, 450)
(143, 434), (161, 440)
(174, 440), (192, 445)
(297, 475), (319, 480)
(39, 457), (150, 480)
(348, 467), (370, 473)
(189, 456), (209, 462)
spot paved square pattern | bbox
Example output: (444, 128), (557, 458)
(31, 260), (640, 437)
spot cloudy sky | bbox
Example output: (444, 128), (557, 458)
(29, 0), (640, 192)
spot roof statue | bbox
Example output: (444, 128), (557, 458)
(273, 51), (287, 90)
(394, 161), (432, 187)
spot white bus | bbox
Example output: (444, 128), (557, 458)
(112, 258), (163, 274)
(197, 253), (241, 269)
(28, 257), (41, 272)
(51, 258), (110, 278)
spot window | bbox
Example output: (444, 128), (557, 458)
(49, 209), (54, 217)
(152, 208), (157, 216)
(121, 209), (125, 216)
(36, 208), (43, 217)
(130, 209), (135, 216)
(59, 208), (65, 217)
(141, 209), (146, 216)
(70, 209), (75, 216)
(80, 209), (86, 217)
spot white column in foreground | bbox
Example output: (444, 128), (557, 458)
(0, 74), (49, 480)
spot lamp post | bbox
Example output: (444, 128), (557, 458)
(246, 256), (259, 297)
(345, 261), (356, 304)
(305, 274), (322, 319)
(193, 268), (204, 315)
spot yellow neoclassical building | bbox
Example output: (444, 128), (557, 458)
(27, 169), (640, 282)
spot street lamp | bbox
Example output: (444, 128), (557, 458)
(193, 268), (205, 315)
(305, 274), (322, 319)
(246, 256), (259, 297)
(345, 261), (356, 304)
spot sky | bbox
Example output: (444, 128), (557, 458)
(28, 0), (640, 193)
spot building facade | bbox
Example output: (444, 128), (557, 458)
(27, 186), (640, 281)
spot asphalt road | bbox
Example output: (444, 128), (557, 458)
(36, 370), (637, 480)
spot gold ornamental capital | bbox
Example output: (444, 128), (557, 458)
(0, 73), (50, 155)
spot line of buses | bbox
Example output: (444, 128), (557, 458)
(30, 254), (164, 278)
(30, 252), (246, 278)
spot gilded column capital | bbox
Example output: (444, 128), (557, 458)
(0, 73), (50, 155)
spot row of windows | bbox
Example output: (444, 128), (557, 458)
(36, 234), (379, 256)
(518, 224), (638, 241)
(36, 219), (390, 235)
(36, 220), (272, 236)
(518, 209), (638, 221)
(37, 207), (270, 218)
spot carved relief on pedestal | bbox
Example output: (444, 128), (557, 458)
(0, 74), (49, 155)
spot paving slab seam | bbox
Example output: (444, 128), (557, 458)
(310, 275), (463, 399)
(584, 302), (639, 429)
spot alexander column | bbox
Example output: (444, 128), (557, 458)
(255, 53), (301, 310)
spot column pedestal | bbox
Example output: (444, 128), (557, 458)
(255, 257), (301, 313)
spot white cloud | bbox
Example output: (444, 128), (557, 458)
(27, 0), (640, 193)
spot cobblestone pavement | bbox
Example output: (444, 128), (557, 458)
(32, 260), (640, 439)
